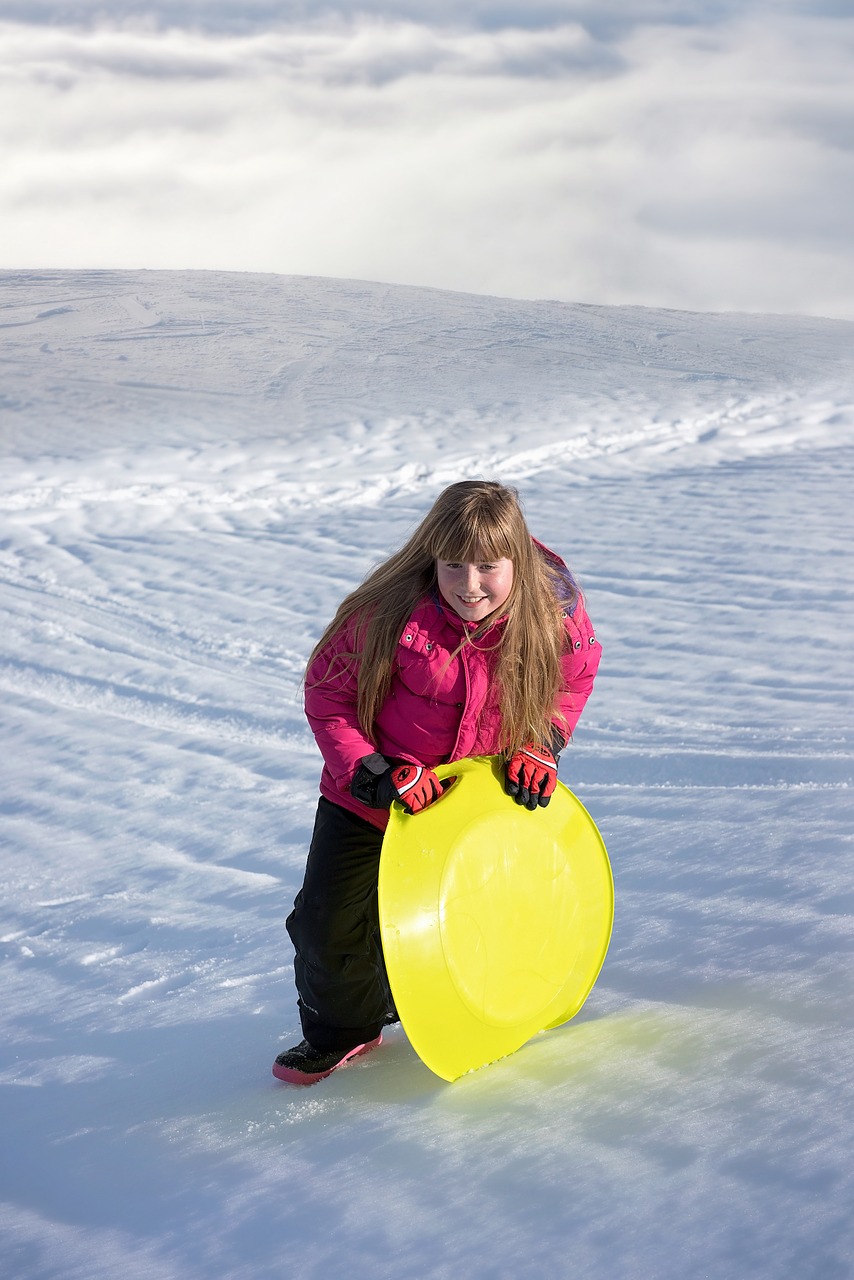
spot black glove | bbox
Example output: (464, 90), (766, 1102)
(351, 754), (443, 815)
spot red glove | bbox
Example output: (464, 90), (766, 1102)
(350, 754), (443, 814)
(505, 744), (558, 810)
(386, 763), (443, 814)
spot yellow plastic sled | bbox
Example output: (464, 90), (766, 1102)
(378, 755), (613, 1082)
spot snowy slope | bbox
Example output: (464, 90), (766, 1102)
(1, 270), (852, 1279)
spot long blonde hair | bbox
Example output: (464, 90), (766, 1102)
(306, 481), (577, 753)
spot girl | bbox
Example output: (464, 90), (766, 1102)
(273, 480), (600, 1084)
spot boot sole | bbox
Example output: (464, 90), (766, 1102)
(272, 1033), (382, 1085)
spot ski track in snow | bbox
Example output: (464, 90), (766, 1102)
(0, 271), (853, 1280)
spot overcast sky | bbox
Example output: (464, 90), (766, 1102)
(2, 1), (853, 317)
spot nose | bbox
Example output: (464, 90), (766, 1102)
(463, 565), (480, 593)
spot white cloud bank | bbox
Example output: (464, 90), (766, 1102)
(1, 11), (853, 316)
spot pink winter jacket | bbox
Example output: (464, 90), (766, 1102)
(305, 546), (600, 831)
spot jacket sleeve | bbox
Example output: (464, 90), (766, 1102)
(304, 619), (377, 795)
(554, 599), (601, 742)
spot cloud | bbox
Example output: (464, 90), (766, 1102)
(0, 2), (760, 38)
(3, 1), (849, 39)
(0, 18), (620, 85)
(1, 10), (853, 318)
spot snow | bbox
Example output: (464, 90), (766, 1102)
(1, 269), (852, 1279)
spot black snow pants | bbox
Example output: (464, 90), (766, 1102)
(286, 797), (396, 1052)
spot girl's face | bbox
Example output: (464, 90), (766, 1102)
(436, 557), (514, 623)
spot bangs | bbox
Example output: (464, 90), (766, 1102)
(419, 480), (529, 567)
(430, 518), (516, 565)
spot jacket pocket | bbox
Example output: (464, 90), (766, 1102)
(394, 632), (464, 705)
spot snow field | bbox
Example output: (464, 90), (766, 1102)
(0, 271), (852, 1279)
